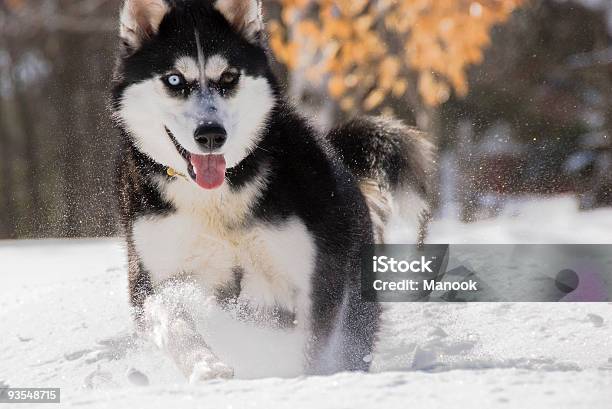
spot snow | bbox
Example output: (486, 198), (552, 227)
(1, 196), (612, 408)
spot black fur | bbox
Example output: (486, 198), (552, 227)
(112, 0), (433, 374)
(328, 116), (436, 245)
(328, 116), (434, 198)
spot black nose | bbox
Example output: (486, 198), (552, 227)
(194, 124), (227, 151)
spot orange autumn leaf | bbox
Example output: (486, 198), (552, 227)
(328, 75), (346, 98)
(269, 0), (525, 109)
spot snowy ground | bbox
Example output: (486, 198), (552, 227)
(1, 196), (612, 408)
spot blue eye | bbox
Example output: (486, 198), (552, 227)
(165, 74), (184, 88)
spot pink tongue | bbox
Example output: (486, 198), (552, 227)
(189, 154), (226, 189)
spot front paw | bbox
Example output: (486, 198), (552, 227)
(189, 360), (234, 383)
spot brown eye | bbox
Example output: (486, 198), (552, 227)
(219, 69), (240, 86)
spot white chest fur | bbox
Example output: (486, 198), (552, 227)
(132, 178), (316, 317)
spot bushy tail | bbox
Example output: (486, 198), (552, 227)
(327, 116), (436, 244)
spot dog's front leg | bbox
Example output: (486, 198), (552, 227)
(142, 279), (233, 382)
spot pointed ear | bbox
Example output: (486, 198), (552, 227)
(214, 0), (264, 44)
(120, 0), (170, 50)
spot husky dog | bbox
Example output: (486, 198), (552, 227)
(112, 0), (434, 381)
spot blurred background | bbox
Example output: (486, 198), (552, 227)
(0, 0), (610, 239)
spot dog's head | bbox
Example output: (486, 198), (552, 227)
(112, 0), (277, 189)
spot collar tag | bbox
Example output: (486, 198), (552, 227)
(166, 167), (188, 180)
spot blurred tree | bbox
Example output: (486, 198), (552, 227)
(268, 0), (525, 121)
(439, 0), (612, 219)
(0, 0), (118, 239)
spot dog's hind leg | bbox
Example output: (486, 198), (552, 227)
(141, 278), (234, 383)
(308, 252), (382, 374)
